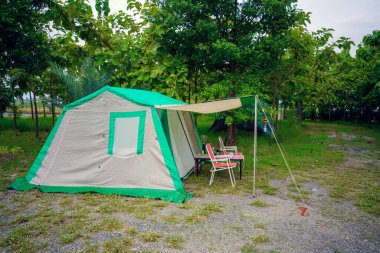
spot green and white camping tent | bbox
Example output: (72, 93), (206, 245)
(9, 86), (202, 203)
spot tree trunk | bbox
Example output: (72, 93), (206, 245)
(43, 102), (46, 118)
(275, 97), (279, 129)
(50, 75), (55, 125)
(29, 92), (34, 119)
(297, 101), (303, 122)
(226, 123), (237, 146)
(52, 103), (55, 125)
(194, 70), (198, 126)
(367, 108), (371, 123)
(188, 81), (191, 103)
(225, 73), (238, 144)
(222, 70), (238, 144)
(328, 106), (331, 122)
(33, 92), (39, 138)
(272, 78), (279, 130)
(12, 92), (17, 131)
(342, 107), (346, 121)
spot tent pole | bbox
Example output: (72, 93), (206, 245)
(253, 95), (258, 197)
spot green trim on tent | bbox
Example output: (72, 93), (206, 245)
(63, 86), (108, 111)
(38, 186), (189, 203)
(8, 177), (37, 191)
(63, 86), (185, 111)
(25, 112), (66, 182)
(108, 111), (146, 155)
(150, 107), (187, 194)
(8, 178), (190, 203)
(240, 96), (255, 106)
(160, 110), (173, 156)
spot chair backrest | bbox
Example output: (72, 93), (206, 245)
(218, 136), (226, 154)
(206, 143), (218, 167)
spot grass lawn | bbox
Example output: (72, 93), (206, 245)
(0, 117), (379, 252)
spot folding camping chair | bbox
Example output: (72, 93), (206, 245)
(206, 143), (236, 187)
(218, 136), (241, 155)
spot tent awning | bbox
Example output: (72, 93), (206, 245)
(155, 96), (255, 114)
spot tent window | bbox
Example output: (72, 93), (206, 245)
(108, 111), (146, 157)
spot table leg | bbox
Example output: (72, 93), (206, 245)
(194, 159), (198, 176)
(240, 160), (243, 180)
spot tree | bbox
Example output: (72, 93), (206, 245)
(51, 58), (112, 102)
(281, 26), (316, 122)
(0, 0), (53, 136)
(48, 0), (189, 101)
(149, 0), (307, 144)
(0, 81), (12, 118)
(5, 69), (26, 130)
(0, 0), (52, 75)
(354, 30), (380, 122)
(95, 0), (110, 23)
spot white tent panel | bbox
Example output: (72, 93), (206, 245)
(167, 111), (195, 178)
(113, 117), (140, 157)
(182, 112), (201, 155)
(179, 112), (197, 156)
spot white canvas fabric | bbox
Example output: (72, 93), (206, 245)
(167, 111), (195, 178)
(156, 98), (242, 114)
(179, 112), (197, 156)
(30, 92), (175, 190)
(113, 117), (140, 157)
(183, 112), (201, 154)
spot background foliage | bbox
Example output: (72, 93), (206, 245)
(0, 0), (379, 141)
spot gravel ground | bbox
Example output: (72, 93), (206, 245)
(1, 181), (379, 253)
(119, 185), (380, 253)
(1, 132), (379, 253)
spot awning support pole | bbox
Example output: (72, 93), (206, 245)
(253, 95), (258, 197)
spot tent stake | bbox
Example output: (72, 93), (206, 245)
(252, 95), (258, 197)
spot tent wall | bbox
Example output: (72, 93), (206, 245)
(183, 112), (201, 154)
(166, 110), (199, 178)
(28, 92), (176, 191)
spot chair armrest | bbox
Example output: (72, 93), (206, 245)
(214, 158), (229, 162)
(215, 155), (230, 158)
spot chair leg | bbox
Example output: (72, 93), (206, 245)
(231, 168), (236, 187)
(209, 170), (215, 185)
(228, 168), (235, 187)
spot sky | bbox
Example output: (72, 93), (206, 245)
(88, 0), (379, 52)
(297, 0), (380, 51)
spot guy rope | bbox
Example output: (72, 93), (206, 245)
(253, 96), (308, 216)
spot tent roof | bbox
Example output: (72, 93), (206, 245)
(155, 96), (255, 114)
(63, 86), (185, 111)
